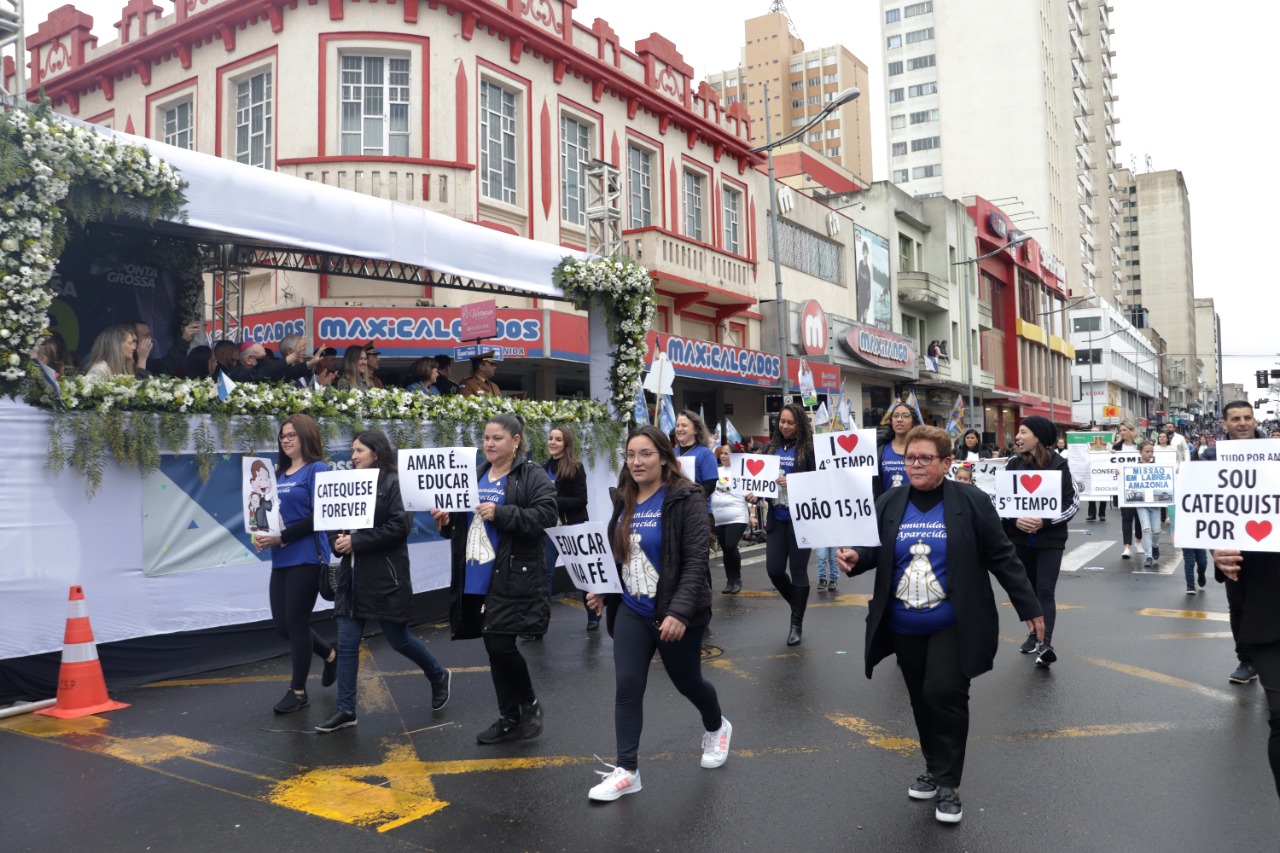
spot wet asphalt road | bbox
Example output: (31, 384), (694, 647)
(2, 513), (1277, 852)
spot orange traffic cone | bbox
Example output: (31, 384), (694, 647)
(36, 586), (129, 719)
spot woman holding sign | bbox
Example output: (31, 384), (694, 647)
(750, 403), (816, 646)
(1004, 416), (1079, 667)
(584, 426), (729, 802)
(711, 444), (750, 594)
(836, 425), (1044, 825)
(953, 430), (990, 464)
(876, 402), (923, 497)
(545, 424), (593, 628)
(252, 414), (338, 714)
(432, 413), (558, 744)
(315, 430), (452, 733)
(1111, 423), (1145, 560)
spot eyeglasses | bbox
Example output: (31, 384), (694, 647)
(624, 450), (659, 462)
(279, 432), (297, 442)
(891, 413), (914, 420)
(903, 454), (940, 466)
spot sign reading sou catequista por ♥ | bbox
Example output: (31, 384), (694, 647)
(397, 447), (479, 512)
(1173, 463), (1280, 552)
(546, 522), (623, 594)
(813, 429), (879, 472)
(784, 469), (880, 549)
(728, 453), (781, 499)
(992, 470), (1063, 519)
(312, 469), (381, 531)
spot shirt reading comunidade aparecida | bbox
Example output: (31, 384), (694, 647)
(463, 472), (508, 595)
(887, 500), (956, 636)
(622, 489), (665, 620)
(772, 444), (797, 522)
(273, 461), (331, 569)
(880, 443), (908, 490)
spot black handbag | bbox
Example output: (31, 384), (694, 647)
(317, 534), (338, 601)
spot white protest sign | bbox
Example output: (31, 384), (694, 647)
(1119, 464), (1176, 507)
(398, 447), (479, 512)
(1084, 450), (1138, 499)
(813, 429), (879, 472)
(948, 457), (1008, 495)
(547, 522), (623, 593)
(728, 453), (780, 498)
(677, 455), (697, 482)
(1174, 463), (1280, 552)
(1213, 438), (1280, 464)
(243, 457), (282, 536)
(785, 469), (880, 549)
(993, 469), (1063, 518)
(313, 468), (381, 531)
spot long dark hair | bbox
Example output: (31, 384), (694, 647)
(549, 423), (582, 482)
(764, 402), (812, 461)
(486, 412), (527, 460)
(673, 409), (712, 449)
(353, 429), (396, 477)
(276, 413), (325, 475)
(879, 401), (923, 446)
(612, 426), (691, 564)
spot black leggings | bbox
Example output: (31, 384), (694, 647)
(484, 633), (535, 721)
(892, 626), (971, 788)
(1250, 639), (1280, 800)
(612, 605), (721, 771)
(1120, 507), (1143, 546)
(268, 564), (333, 691)
(715, 523), (746, 581)
(765, 518), (811, 597)
(1016, 546), (1063, 644)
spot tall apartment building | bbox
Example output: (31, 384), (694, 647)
(1194, 298), (1222, 420)
(706, 10), (871, 183)
(878, 0), (1099, 299)
(1074, 0), (1122, 305)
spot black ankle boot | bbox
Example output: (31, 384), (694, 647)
(786, 585), (810, 646)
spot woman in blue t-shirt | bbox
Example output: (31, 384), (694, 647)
(876, 401), (923, 497)
(747, 403), (816, 646)
(671, 410), (719, 506)
(584, 426), (729, 802)
(251, 414), (337, 714)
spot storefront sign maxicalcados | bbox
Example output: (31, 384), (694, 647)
(842, 323), (916, 369)
(646, 332), (781, 387)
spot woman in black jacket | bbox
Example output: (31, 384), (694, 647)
(953, 429), (991, 463)
(584, 426), (729, 802)
(748, 402), (817, 645)
(1003, 416), (1078, 668)
(432, 413), (558, 744)
(545, 424), (594, 628)
(316, 430), (451, 733)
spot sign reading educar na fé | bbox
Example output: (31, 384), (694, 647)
(397, 448), (479, 512)
(1174, 463), (1280, 552)
(547, 522), (623, 594)
(992, 470), (1063, 518)
(313, 469), (381, 531)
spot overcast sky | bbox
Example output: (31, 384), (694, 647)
(16, 0), (1276, 405)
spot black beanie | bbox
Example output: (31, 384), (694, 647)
(1021, 415), (1057, 449)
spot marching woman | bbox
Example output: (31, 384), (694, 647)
(1112, 422), (1145, 559)
(545, 424), (594, 629)
(316, 430), (452, 733)
(876, 402), (924, 497)
(252, 414), (337, 714)
(672, 410), (719, 510)
(585, 426), (730, 801)
(711, 444), (750, 594)
(837, 425), (1043, 825)
(748, 403), (816, 645)
(432, 413), (558, 744)
(953, 429), (990, 464)
(1004, 416), (1079, 667)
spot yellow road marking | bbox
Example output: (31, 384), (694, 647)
(1134, 607), (1229, 622)
(1001, 601), (1083, 611)
(826, 714), (920, 756)
(1149, 632), (1234, 639)
(1081, 656), (1240, 703)
(810, 593), (872, 608)
(998, 722), (1175, 741)
(100, 735), (217, 764)
(706, 657), (757, 683)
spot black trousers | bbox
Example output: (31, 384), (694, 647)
(483, 633), (535, 720)
(1086, 500), (1107, 520)
(715, 523), (746, 581)
(1224, 579), (1252, 665)
(1250, 639), (1280, 800)
(613, 605), (721, 772)
(765, 519), (812, 598)
(1017, 546), (1063, 644)
(892, 626), (971, 788)
(268, 563), (333, 691)
(1120, 507), (1143, 546)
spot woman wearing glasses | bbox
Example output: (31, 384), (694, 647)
(877, 402), (923, 497)
(837, 425), (1044, 825)
(1004, 416), (1078, 667)
(748, 403), (816, 646)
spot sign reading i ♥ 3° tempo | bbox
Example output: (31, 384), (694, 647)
(1174, 463), (1280, 552)
(813, 429), (879, 472)
(992, 470), (1063, 518)
(728, 454), (780, 499)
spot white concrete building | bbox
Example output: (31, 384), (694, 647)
(1069, 299), (1161, 428)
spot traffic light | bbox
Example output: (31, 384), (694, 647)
(1257, 370), (1269, 389)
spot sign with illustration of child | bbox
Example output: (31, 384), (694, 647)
(242, 457), (282, 536)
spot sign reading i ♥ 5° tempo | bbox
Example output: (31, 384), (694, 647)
(1174, 463), (1280, 551)
(992, 470), (1063, 519)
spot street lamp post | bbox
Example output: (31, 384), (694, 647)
(753, 84), (860, 398)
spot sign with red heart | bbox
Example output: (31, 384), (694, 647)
(727, 453), (781, 499)
(993, 469), (1064, 519)
(814, 429), (878, 472)
(1174, 462), (1280, 552)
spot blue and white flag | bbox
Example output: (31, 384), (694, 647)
(217, 369), (238, 402)
(724, 418), (743, 446)
(36, 361), (64, 409)
(633, 387), (650, 426)
(658, 394), (677, 435)
(838, 397), (854, 431)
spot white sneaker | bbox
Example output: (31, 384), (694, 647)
(1135, 541), (1145, 555)
(1122, 545), (1131, 559)
(701, 717), (732, 768)
(588, 760), (641, 802)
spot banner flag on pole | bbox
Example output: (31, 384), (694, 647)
(632, 386), (650, 426)
(946, 394), (966, 440)
(217, 370), (238, 402)
(724, 418), (743, 447)
(838, 396), (854, 431)
(658, 394), (677, 435)
(905, 389), (925, 426)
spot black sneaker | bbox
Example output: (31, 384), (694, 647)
(1019, 631), (1038, 654)
(827, 579), (837, 594)
(935, 787), (963, 824)
(909, 772), (938, 800)
(586, 617), (601, 630)
(1152, 546), (1160, 560)
(1035, 643), (1057, 667)
(519, 699), (544, 740)
(1185, 585), (1196, 595)
(274, 690), (309, 714)
(321, 651), (337, 688)
(1229, 663), (1259, 684)
(817, 578), (828, 592)
(431, 669), (451, 711)
(476, 716), (522, 744)
(1197, 567), (1207, 588)
(315, 709), (357, 732)
(723, 579), (742, 594)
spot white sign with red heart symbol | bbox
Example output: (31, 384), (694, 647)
(813, 429), (879, 472)
(992, 470), (1063, 518)
(727, 453), (781, 499)
(1174, 463), (1280, 552)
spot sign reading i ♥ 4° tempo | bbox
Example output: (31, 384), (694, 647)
(813, 429), (879, 472)
(992, 470), (1063, 518)
(1174, 463), (1280, 552)
(727, 454), (780, 498)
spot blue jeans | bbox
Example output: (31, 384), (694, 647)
(815, 547), (838, 582)
(1135, 508), (1162, 554)
(335, 615), (446, 714)
(1181, 548), (1207, 587)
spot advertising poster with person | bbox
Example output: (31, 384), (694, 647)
(854, 224), (892, 330)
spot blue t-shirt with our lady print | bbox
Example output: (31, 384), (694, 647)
(887, 500), (956, 636)
(463, 472), (508, 595)
(272, 461), (332, 569)
(772, 444), (797, 521)
(622, 489), (665, 620)
(880, 442), (908, 491)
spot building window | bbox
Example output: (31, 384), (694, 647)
(480, 80), (518, 204)
(889, 87), (905, 103)
(886, 8), (901, 23)
(888, 61), (904, 76)
(887, 35), (902, 49)
(683, 171), (704, 241)
(904, 1), (933, 16)
(807, 59), (821, 69)
(235, 71), (272, 168)
(1074, 348), (1102, 366)
(893, 168), (909, 183)
(909, 109), (939, 124)
(808, 76), (821, 86)
(627, 145), (652, 229)
(1072, 316), (1101, 332)
(809, 131), (823, 142)
(790, 80), (804, 91)
(823, 73), (837, 84)
(826, 128), (840, 139)
(910, 135), (940, 151)
(907, 54), (936, 70)
(560, 116), (591, 224)
(340, 55), (410, 157)
(722, 187), (742, 254)
(792, 98), (804, 109)
(892, 142), (907, 156)
(827, 147), (841, 157)
(906, 27), (934, 44)
(908, 81), (937, 97)
(163, 100), (193, 150)
(890, 115), (906, 129)
(912, 164), (941, 178)
(790, 117), (807, 127)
